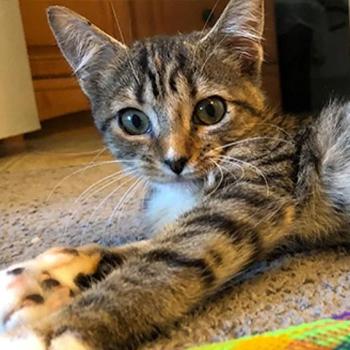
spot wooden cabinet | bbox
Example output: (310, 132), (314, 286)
(129, 0), (227, 39)
(19, 0), (281, 120)
(19, 0), (132, 120)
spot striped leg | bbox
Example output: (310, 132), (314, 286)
(0, 242), (149, 335)
(18, 183), (297, 349)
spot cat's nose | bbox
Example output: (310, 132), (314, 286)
(164, 157), (188, 175)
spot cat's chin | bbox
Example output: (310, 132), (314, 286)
(151, 175), (204, 186)
(152, 177), (191, 184)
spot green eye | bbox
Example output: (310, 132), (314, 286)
(193, 96), (227, 125)
(118, 108), (151, 135)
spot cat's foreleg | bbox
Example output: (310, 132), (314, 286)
(0, 190), (296, 349)
(0, 241), (150, 334)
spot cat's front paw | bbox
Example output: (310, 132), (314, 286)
(0, 246), (102, 333)
(0, 330), (90, 350)
(0, 330), (45, 350)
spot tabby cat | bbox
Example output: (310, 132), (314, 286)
(0, 0), (349, 349)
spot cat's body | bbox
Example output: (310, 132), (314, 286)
(0, 1), (350, 349)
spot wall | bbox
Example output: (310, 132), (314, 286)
(0, 0), (40, 140)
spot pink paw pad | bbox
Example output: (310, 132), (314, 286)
(0, 247), (100, 333)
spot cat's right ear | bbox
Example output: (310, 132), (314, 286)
(201, 0), (264, 79)
(47, 6), (126, 97)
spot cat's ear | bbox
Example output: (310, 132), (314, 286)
(47, 6), (126, 96)
(203, 0), (264, 78)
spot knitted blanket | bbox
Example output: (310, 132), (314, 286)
(191, 312), (350, 350)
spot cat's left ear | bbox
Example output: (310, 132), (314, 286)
(47, 6), (127, 97)
(203, 0), (264, 78)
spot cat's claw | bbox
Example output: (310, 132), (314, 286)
(0, 246), (101, 333)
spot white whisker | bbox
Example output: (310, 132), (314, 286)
(109, 177), (147, 232)
(257, 122), (293, 140)
(218, 155), (270, 196)
(198, 35), (228, 76)
(76, 168), (129, 204)
(219, 158), (245, 181)
(46, 159), (135, 202)
(215, 157), (245, 180)
(109, 1), (140, 85)
(207, 160), (224, 197)
(32, 147), (107, 157)
(191, 0), (221, 67)
(81, 175), (137, 236)
(253, 201), (285, 229)
(88, 147), (108, 163)
(62, 168), (139, 237)
(210, 136), (292, 153)
(215, 161), (234, 175)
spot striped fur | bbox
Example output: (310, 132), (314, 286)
(5, 1), (350, 349)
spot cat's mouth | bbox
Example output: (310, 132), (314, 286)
(136, 161), (210, 184)
(151, 170), (207, 185)
(166, 176), (197, 184)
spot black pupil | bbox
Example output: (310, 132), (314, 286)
(131, 114), (142, 128)
(205, 102), (216, 118)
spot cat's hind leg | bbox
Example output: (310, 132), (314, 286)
(296, 102), (350, 240)
(317, 102), (350, 215)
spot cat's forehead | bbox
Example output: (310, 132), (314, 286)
(110, 35), (237, 120)
(132, 35), (194, 62)
(130, 35), (196, 84)
(123, 34), (239, 100)
(108, 33), (242, 124)
(112, 36), (196, 107)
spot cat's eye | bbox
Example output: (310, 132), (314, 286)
(193, 96), (227, 125)
(118, 108), (151, 135)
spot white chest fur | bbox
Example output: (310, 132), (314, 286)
(145, 182), (201, 234)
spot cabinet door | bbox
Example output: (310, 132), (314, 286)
(19, 0), (132, 120)
(129, 0), (228, 39)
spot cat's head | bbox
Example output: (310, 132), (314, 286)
(47, 0), (266, 184)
